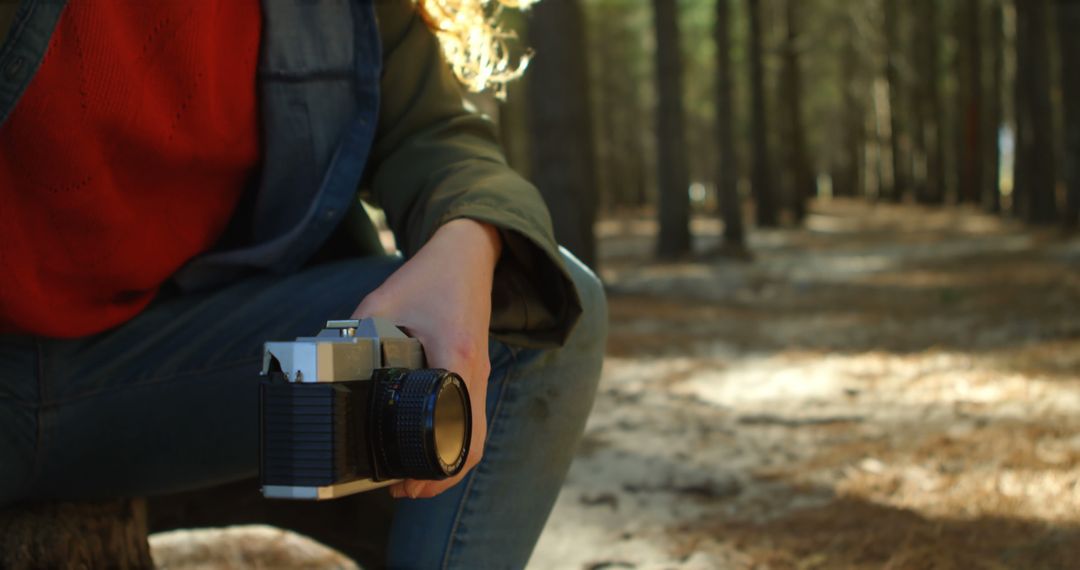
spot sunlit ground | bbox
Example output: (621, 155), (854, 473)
(530, 200), (1080, 569)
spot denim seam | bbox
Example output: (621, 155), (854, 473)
(30, 339), (48, 491)
(440, 346), (521, 570)
(38, 356), (262, 407)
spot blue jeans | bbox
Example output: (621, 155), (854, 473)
(0, 251), (606, 569)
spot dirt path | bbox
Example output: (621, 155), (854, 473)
(529, 200), (1080, 570)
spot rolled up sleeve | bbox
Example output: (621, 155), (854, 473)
(364, 0), (582, 347)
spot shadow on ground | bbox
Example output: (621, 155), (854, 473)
(532, 200), (1080, 569)
(693, 495), (1080, 570)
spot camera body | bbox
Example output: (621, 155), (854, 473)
(259, 318), (471, 500)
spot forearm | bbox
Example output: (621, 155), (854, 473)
(367, 0), (580, 347)
(436, 218), (503, 272)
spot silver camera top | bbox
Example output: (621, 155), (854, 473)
(262, 317), (424, 384)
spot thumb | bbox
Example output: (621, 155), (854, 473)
(350, 287), (396, 320)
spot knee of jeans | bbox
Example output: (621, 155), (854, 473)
(0, 410), (34, 508)
(559, 247), (608, 358)
(0, 463), (29, 508)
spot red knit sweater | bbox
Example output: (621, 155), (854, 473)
(0, 1), (261, 337)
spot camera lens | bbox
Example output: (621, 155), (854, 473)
(434, 379), (468, 470)
(369, 368), (472, 480)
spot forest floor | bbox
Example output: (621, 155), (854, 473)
(528, 199), (1080, 570)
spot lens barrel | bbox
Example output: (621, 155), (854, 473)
(369, 368), (471, 480)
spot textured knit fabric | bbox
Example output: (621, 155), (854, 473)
(0, 1), (261, 337)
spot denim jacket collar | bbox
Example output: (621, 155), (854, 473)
(0, 0), (66, 126)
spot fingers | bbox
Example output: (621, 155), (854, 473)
(388, 479), (446, 500)
(388, 408), (486, 501)
(402, 480), (427, 498)
(361, 308), (491, 502)
(388, 480), (430, 499)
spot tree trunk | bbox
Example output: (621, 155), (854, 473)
(630, 102), (650, 209)
(498, 77), (530, 179)
(492, 10), (531, 181)
(596, 19), (621, 215)
(985, 0), (1004, 213)
(747, 0), (777, 226)
(0, 500), (153, 569)
(838, 14), (864, 199)
(148, 478), (393, 570)
(527, 0), (599, 267)
(1014, 0), (1057, 224)
(781, 0), (814, 223)
(652, 0), (692, 256)
(714, 0), (746, 250)
(1059, 0), (1080, 228)
(921, 0), (947, 204)
(908, 9), (929, 203)
(957, 0), (983, 204)
(1012, 0), (1029, 218)
(883, 0), (907, 201)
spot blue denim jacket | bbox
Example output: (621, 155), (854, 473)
(0, 0), (383, 291)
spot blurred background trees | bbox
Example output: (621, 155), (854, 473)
(653, 0), (693, 256)
(524, 0), (599, 267)
(491, 0), (1079, 268)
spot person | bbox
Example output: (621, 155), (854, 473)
(0, 0), (606, 567)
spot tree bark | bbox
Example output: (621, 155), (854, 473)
(747, 0), (777, 226)
(985, 0), (1004, 213)
(595, 15), (620, 215)
(1058, 0), (1080, 228)
(652, 0), (692, 256)
(1014, 0), (1058, 224)
(957, 0), (983, 204)
(527, 0), (600, 267)
(0, 500), (153, 569)
(148, 479), (393, 570)
(838, 14), (864, 199)
(922, 0), (947, 204)
(1012, 0), (1029, 218)
(908, 5), (929, 203)
(781, 0), (814, 223)
(714, 0), (745, 250)
(883, 0), (907, 201)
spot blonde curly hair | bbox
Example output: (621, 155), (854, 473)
(416, 0), (535, 96)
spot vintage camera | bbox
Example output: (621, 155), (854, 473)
(259, 318), (471, 500)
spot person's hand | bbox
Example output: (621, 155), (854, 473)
(351, 218), (502, 499)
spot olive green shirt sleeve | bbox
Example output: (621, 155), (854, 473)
(366, 0), (582, 348)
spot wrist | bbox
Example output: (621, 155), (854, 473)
(433, 218), (503, 268)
